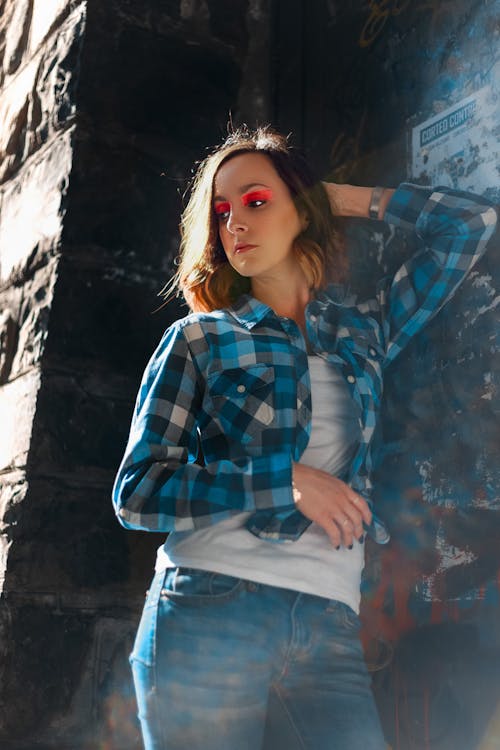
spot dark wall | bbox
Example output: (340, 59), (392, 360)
(0, 1), (273, 747)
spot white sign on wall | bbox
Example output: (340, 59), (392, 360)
(410, 85), (500, 193)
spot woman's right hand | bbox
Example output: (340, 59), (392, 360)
(292, 462), (372, 548)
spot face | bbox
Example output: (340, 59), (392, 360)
(213, 152), (305, 283)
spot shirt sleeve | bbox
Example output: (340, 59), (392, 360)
(379, 183), (498, 364)
(112, 321), (294, 532)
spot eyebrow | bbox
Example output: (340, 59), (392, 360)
(213, 182), (271, 202)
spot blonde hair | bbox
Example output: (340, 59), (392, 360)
(164, 126), (347, 312)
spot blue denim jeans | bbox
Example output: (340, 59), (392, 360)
(130, 567), (386, 750)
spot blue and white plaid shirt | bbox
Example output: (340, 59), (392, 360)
(113, 183), (497, 544)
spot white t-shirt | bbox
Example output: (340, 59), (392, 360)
(156, 355), (364, 612)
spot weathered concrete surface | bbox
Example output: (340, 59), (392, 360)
(281, 3), (499, 747)
(273, 0), (500, 613)
(272, 4), (499, 746)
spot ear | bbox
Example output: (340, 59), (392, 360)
(301, 214), (310, 232)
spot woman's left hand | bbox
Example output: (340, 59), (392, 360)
(292, 461), (372, 548)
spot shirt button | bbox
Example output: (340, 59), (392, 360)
(237, 384), (246, 393)
(369, 347), (377, 357)
(347, 374), (355, 384)
(309, 314), (317, 323)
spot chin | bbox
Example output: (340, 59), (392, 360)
(229, 263), (257, 278)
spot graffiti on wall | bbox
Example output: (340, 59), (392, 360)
(359, 0), (463, 49)
(359, 0), (411, 48)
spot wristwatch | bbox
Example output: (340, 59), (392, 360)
(369, 186), (385, 220)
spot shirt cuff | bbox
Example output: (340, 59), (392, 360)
(384, 182), (434, 230)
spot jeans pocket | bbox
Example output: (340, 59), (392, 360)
(130, 569), (166, 667)
(325, 599), (361, 633)
(161, 567), (245, 607)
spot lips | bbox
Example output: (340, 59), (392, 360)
(234, 243), (257, 254)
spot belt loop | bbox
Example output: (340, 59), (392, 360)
(172, 566), (183, 592)
(147, 568), (167, 605)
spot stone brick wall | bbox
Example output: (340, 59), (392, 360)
(0, 0), (83, 572)
(0, 3), (87, 743)
(0, 1), (271, 747)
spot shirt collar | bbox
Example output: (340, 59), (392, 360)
(317, 283), (354, 306)
(227, 285), (353, 329)
(227, 294), (274, 330)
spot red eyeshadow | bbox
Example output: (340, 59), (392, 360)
(241, 189), (273, 206)
(214, 201), (230, 215)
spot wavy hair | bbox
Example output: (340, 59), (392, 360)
(164, 126), (347, 312)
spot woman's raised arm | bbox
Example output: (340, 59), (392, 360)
(322, 182), (395, 220)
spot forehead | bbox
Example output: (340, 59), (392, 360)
(214, 152), (283, 195)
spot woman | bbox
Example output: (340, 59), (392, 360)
(112, 126), (497, 749)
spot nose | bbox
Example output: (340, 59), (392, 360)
(226, 208), (248, 234)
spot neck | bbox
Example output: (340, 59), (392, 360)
(251, 274), (310, 327)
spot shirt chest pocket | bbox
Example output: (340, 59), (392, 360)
(206, 364), (275, 444)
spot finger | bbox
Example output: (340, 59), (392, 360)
(343, 510), (364, 542)
(337, 499), (365, 539)
(348, 492), (372, 525)
(329, 493), (363, 543)
(333, 515), (354, 548)
(320, 516), (342, 548)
